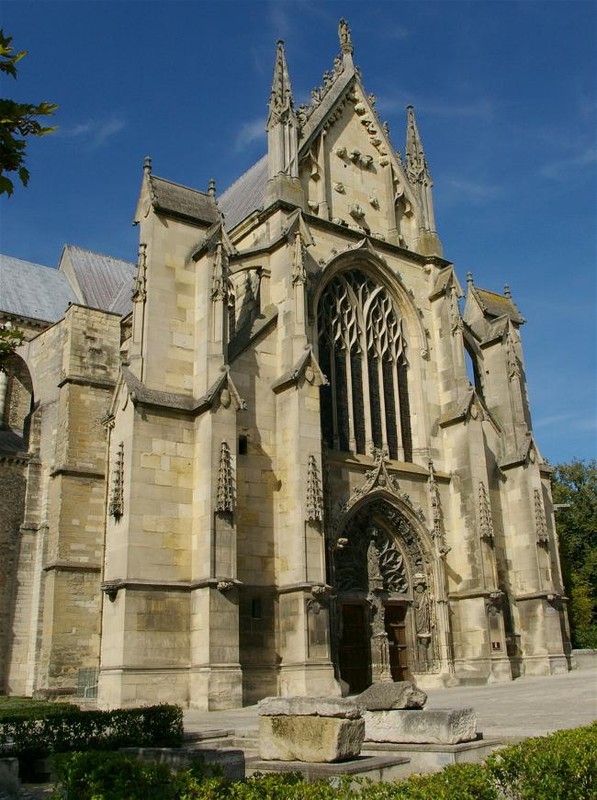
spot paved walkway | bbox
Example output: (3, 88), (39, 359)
(184, 669), (597, 741)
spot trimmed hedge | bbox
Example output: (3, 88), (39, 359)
(0, 698), (76, 721)
(47, 723), (597, 800)
(0, 703), (183, 777)
(485, 722), (597, 800)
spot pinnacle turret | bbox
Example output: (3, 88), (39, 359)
(265, 38), (301, 198)
(267, 40), (295, 130)
(405, 105), (431, 187)
(405, 105), (441, 255)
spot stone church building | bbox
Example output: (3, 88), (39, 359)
(0, 21), (571, 710)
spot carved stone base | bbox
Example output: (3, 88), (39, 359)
(363, 707), (477, 745)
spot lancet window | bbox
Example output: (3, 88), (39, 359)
(318, 268), (412, 461)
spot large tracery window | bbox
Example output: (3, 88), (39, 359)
(318, 269), (412, 461)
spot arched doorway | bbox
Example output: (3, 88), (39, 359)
(332, 497), (438, 693)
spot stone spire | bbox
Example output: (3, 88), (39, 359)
(267, 40), (295, 128)
(267, 40), (298, 179)
(405, 106), (431, 195)
(405, 105), (441, 255)
(265, 39), (303, 207)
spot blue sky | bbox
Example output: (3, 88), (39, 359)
(1, 0), (596, 465)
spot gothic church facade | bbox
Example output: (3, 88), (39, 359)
(0, 21), (570, 709)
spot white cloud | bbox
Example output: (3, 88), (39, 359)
(534, 413), (597, 432)
(539, 146), (597, 180)
(268, 0), (292, 39)
(377, 95), (495, 119)
(441, 177), (500, 204)
(234, 117), (266, 152)
(59, 115), (126, 149)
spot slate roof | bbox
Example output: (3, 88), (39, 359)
(109, 276), (134, 317)
(63, 245), (135, 313)
(218, 154), (268, 231)
(0, 248), (136, 325)
(0, 254), (78, 323)
(473, 287), (525, 324)
(148, 175), (219, 225)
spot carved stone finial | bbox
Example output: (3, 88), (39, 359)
(215, 440), (234, 513)
(208, 178), (216, 197)
(306, 454), (324, 522)
(428, 460), (450, 555)
(338, 19), (354, 55)
(466, 271), (474, 287)
(143, 155), (152, 175)
(504, 283), (511, 298)
(292, 231), (307, 286)
(506, 326), (521, 381)
(132, 243), (147, 303)
(478, 481), (494, 543)
(108, 442), (124, 520)
(534, 489), (549, 545)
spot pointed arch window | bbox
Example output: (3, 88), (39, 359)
(318, 269), (412, 461)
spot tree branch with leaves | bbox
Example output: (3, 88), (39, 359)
(0, 29), (57, 196)
(552, 459), (597, 649)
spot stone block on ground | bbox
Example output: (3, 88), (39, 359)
(357, 681), (427, 711)
(258, 696), (360, 718)
(258, 715), (365, 762)
(363, 707), (477, 745)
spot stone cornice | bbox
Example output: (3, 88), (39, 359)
(122, 367), (246, 416)
(58, 374), (117, 390)
(44, 561), (101, 574)
(0, 451), (30, 465)
(50, 465), (105, 479)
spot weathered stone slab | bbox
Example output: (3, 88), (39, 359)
(363, 708), (477, 745)
(357, 681), (427, 711)
(258, 696), (361, 719)
(259, 715), (365, 762)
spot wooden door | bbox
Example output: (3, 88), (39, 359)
(338, 603), (370, 693)
(385, 604), (412, 681)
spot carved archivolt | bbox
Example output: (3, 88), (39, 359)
(336, 522), (408, 594)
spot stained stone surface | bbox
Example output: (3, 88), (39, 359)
(363, 707), (477, 745)
(259, 715), (365, 762)
(357, 681), (427, 711)
(258, 696), (361, 719)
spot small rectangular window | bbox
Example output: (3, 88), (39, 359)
(251, 597), (261, 619)
(238, 435), (248, 455)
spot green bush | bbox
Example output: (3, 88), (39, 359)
(46, 723), (597, 800)
(0, 697), (76, 721)
(52, 750), (180, 800)
(0, 703), (183, 777)
(51, 751), (224, 800)
(358, 763), (497, 799)
(485, 722), (597, 800)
